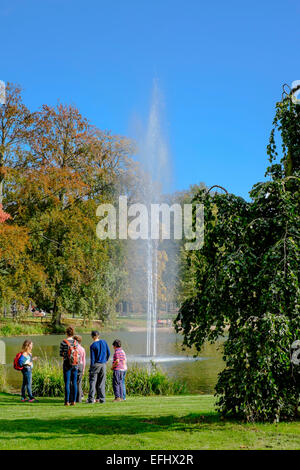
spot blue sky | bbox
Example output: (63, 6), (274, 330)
(1, 0), (299, 199)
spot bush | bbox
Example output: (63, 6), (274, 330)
(32, 360), (187, 397)
(216, 314), (300, 422)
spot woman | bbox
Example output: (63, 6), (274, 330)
(19, 340), (38, 402)
(73, 335), (86, 402)
(59, 326), (78, 406)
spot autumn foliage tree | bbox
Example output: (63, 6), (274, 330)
(0, 82), (34, 205)
(1, 84), (133, 326)
(0, 222), (46, 314)
(0, 83), (41, 315)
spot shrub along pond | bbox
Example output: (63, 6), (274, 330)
(32, 360), (186, 397)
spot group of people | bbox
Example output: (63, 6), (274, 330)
(59, 326), (127, 406)
(17, 326), (127, 405)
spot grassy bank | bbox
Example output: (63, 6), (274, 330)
(0, 393), (299, 450)
(0, 317), (129, 337)
(0, 320), (51, 337)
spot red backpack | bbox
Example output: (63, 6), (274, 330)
(64, 339), (79, 366)
(13, 352), (23, 371)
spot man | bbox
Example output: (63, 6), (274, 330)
(86, 330), (110, 404)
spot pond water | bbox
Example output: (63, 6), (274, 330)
(1, 330), (225, 394)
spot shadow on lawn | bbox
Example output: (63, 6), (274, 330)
(0, 396), (225, 440)
(0, 394), (63, 405)
(0, 413), (226, 442)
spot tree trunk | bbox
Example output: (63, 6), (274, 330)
(52, 295), (62, 327)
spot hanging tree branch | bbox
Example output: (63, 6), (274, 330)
(206, 185), (229, 194)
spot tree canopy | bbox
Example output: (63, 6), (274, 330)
(176, 86), (300, 421)
(0, 83), (133, 326)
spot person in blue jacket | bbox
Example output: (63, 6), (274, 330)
(19, 340), (38, 402)
(86, 331), (110, 403)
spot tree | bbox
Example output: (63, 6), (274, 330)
(176, 87), (300, 422)
(0, 83), (43, 314)
(0, 82), (34, 206)
(0, 221), (46, 316)
(0, 83), (137, 326)
(12, 102), (133, 326)
(0, 204), (10, 223)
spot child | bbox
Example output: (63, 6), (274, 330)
(18, 340), (38, 402)
(73, 335), (86, 403)
(111, 339), (127, 402)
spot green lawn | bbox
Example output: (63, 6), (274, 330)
(0, 393), (299, 450)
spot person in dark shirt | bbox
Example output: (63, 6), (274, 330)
(59, 326), (78, 406)
(86, 330), (110, 403)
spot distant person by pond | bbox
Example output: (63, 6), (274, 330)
(59, 326), (79, 406)
(86, 330), (110, 404)
(13, 340), (38, 402)
(111, 339), (127, 402)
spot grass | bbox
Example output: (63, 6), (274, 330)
(117, 317), (147, 329)
(0, 321), (51, 337)
(0, 393), (299, 450)
(0, 316), (134, 337)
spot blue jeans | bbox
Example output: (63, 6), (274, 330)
(63, 365), (78, 404)
(122, 371), (127, 400)
(113, 370), (124, 399)
(21, 367), (34, 400)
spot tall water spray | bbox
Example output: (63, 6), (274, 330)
(146, 239), (157, 356)
(125, 84), (203, 366)
(140, 82), (171, 357)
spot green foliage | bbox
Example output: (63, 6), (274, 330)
(49, 324), (66, 335)
(32, 360), (187, 397)
(267, 85), (300, 178)
(0, 321), (50, 337)
(216, 314), (299, 422)
(177, 89), (300, 422)
(123, 362), (187, 396)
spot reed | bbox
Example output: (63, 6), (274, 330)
(0, 365), (9, 393)
(32, 360), (187, 397)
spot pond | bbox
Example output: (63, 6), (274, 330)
(1, 330), (225, 394)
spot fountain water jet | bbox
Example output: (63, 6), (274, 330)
(146, 239), (158, 356)
(125, 82), (206, 365)
(140, 82), (170, 358)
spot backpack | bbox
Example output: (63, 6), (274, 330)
(63, 339), (79, 366)
(13, 352), (23, 371)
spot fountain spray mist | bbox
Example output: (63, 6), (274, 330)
(139, 81), (171, 357)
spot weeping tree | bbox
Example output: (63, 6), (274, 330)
(176, 85), (300, 422)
